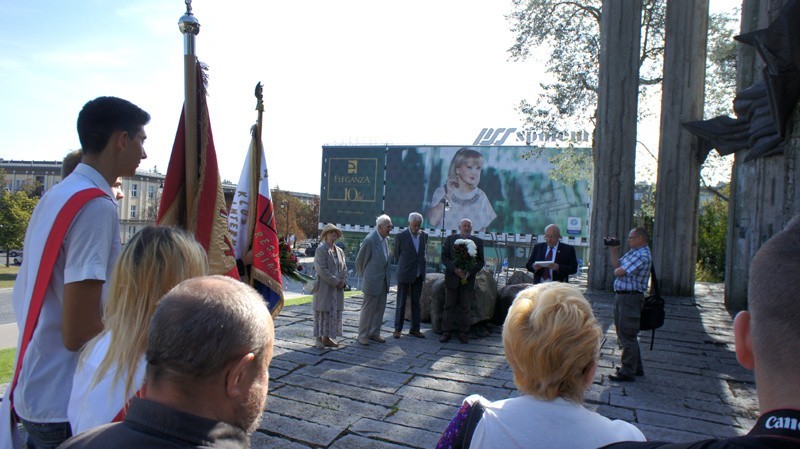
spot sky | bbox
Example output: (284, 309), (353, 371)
(0, 0), (553, 194)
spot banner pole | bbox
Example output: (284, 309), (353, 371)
(179, 0), (200, 224)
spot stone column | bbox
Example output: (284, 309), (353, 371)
(588, 0), (642, 291)
(652, 0), (709, 296)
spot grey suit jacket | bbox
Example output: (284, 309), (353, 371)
(355, 230), (390, 296)
(394, 229), (427, 284)
(312, 242), (347, 312)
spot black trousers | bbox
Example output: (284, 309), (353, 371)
(394, 274), (424, 332)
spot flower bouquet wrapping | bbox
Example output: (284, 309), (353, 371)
(453, 238), (478, 285)
(279, 238), (314, 284)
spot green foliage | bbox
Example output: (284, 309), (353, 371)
(520, 145), (593, 186)
(705, 11), (739, 118)
(509, 0), (665, 135)
(634, 183), (656, 239)
(296, 196), (320, 240)
(272, 188), (316, 242)
(696, 188), (729, 282)
(0, 348), (15, 384)
(0, 265), (19, 288)
(0, 189), (38, 264)
(509, 1), (738, 185)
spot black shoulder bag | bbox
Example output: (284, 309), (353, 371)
(640, 265), (665, 350)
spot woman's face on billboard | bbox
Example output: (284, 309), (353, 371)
(456, 158), (483, 188)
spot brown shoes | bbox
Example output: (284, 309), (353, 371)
(393, 331), (402, 339)
(370, 335), (386, 343)
(439, 333), (451, 343)
(323, 338), (339, 347)
(408, 330), (425, 338)
(458, 333), (469, 344)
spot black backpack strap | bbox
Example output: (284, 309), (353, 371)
(649, 329), (655, 351)
(648, 263), (658, 351)
(650, 264), (660, 296)
(461, 400), (486, 449)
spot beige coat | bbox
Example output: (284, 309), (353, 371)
(313, 241), (347, 312)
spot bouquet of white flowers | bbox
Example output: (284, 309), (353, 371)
(453, 238), (478, 285)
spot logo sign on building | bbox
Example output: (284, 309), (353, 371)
(319, 147), (385, 224)
(473, 127), (591, 146)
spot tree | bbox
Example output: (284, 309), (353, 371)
(0, 189), (38, 267)
(508, 1), (738, 188)
(296, 196), (320, 241)
(508, 0), (664, 134)
(270, 188), (313, 243)
(696, 186), (728, 282)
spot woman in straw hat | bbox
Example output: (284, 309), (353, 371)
(313, 224), (347, 348)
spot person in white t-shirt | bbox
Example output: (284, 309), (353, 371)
(437, 283), (646, 449)
(68, 226), (207, 434)
(3, 97), (150, 449)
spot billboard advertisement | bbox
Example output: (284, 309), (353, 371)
(319, 147), (385, 224)
(320, 145), (590, 238)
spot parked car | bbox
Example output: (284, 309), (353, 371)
(304, 242), (319, 257)
(8, 249), (21, 257)
(13, 252), (23, 265)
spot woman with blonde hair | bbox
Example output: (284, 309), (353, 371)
(68, 226), (207, 433)
(427, 147), (496, 232)
(437, 283), (645, 448)
(312, 223), (347, 349)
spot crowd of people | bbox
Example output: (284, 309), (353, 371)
(3, 94), (798, 449)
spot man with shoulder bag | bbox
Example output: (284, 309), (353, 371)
(606, 227), (651, 382)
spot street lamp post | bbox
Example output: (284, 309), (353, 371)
(281, 200), (289, 239)
(440, 198), (451, 242)
(439, 199), (451, 273)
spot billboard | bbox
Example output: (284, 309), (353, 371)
(319, 147), (385, 224)
(320, 145), (590, 238)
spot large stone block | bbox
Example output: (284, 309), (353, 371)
(492, 283), (534, 324)
(506, 270), (534, 285)
(410, 273), (445, 323)
(429, 269), (497, 332)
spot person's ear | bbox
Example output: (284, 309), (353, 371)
(734, 311), (755, 370)
(582, 360), (597, 388)
(225, 352), (256, 398)
(113, 130), (128, 151)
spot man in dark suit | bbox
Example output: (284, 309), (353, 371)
(393, 212), (428, 339)
(440, 218), (485, 344)
(526, 224), (578, 284)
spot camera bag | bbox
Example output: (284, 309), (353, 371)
(640, 265), (665, 350)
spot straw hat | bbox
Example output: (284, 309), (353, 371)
(319, 223), (342, 240)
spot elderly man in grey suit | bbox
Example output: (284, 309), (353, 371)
(393, 212), (428, 339)
(355, 214), (393, 345)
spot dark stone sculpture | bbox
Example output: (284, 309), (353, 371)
(683, 0), (800, 162)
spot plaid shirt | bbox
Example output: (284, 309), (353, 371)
(614, 245), (651, 293)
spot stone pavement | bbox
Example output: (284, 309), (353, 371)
(252, 280), (758, 448)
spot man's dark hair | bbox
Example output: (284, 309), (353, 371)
(77, 96), (150, 155)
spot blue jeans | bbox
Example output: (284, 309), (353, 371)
(20, 418), (72, 449)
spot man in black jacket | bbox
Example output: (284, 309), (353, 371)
(440, 219), (485, 344)
(393, 212), (428, 339)
(526, 224), (578, 284)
